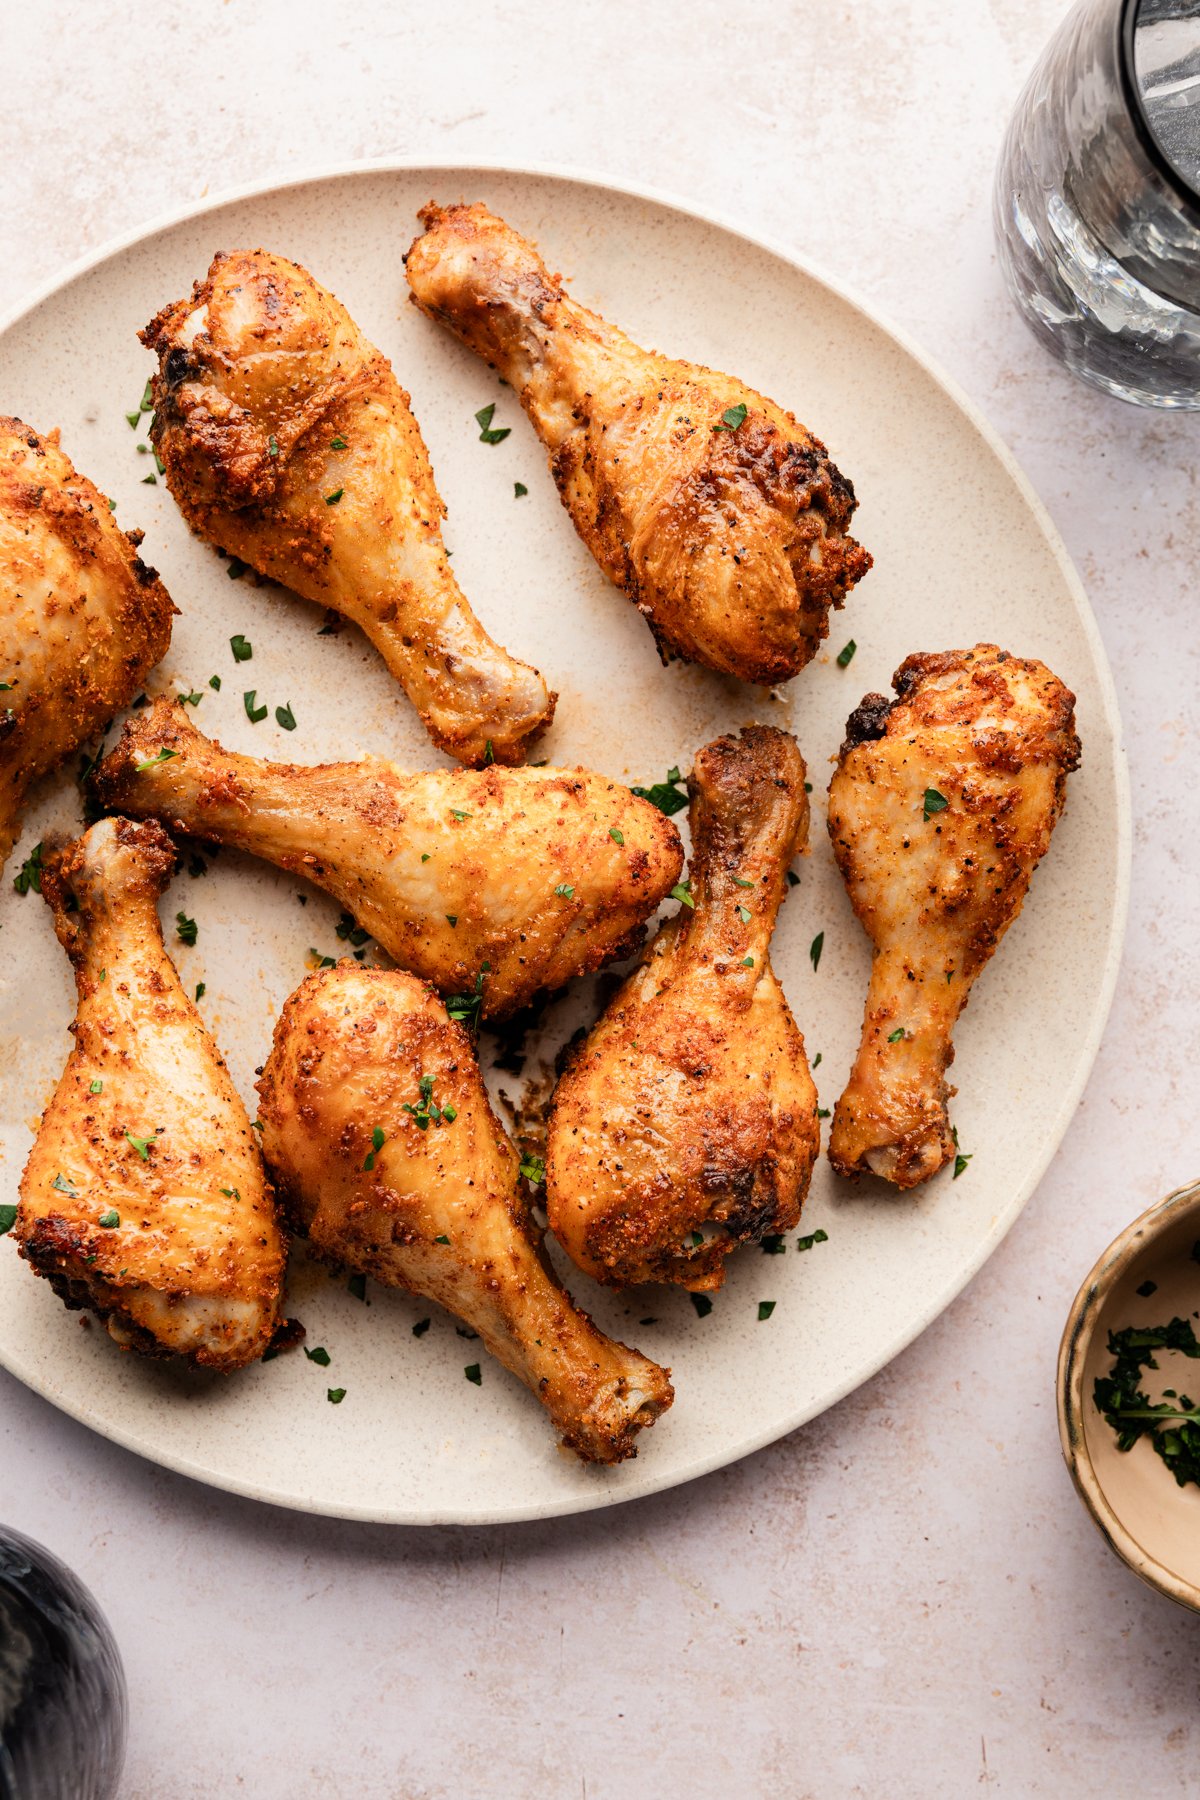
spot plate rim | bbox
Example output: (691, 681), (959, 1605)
(0, 157), (1132, 1526)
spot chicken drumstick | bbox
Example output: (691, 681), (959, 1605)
(546, 726), (819, 1290)
(15, 818), (287, 1368)
(0, 417), (174, 870)
(406, 202), (870, 685)
(258, 967), (673, 1462)
(142, 248), (553, 766)
(92, 699), (683, 1019)
(828, 644), (1081, 1190)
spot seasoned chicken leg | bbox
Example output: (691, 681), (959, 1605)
(546, 726), (819, 1290)
(92, 699), (683, 1019)
(15, 817), (286, 1368)
(406, 202), (870, 684)
(828, 645), (1081, 1190)
(0, 417), (174, 869)
(141, 248), (553, 765)
(258, 968), (673, 1461)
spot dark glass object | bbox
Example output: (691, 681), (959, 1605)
(0, 1528), (126, 1800)
(995, 0), (1200, 406)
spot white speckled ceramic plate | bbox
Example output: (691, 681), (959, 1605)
(0, 163), (1128, 1524)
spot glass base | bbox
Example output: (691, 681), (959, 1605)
(996, 137), (1200, 408)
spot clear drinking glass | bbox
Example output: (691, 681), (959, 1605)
(995, 0), (1200, 407)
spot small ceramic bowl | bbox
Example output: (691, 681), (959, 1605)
(1058, 1177), (1200, 1612)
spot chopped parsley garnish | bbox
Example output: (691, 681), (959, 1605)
(140, 380), (153, 412)
(449, 808), (470, 821)
(305, 1346), (331, 1366)
(268, 435), (280, 457)
(520, 1153), (546, 1185)
(786, 870), (800, 888)
(923, 787), (949, 821)
(89, 1079), (103, 1094)
(671, 881), (695, 909)
(758, 1301), (776, 1321)
(809, 932), (824, 972)
(135, 748), (177, 773)
(141, 473), (158, 485)
(125, 409), (140, 430)
(412, 1318), (431, 1337)
(951, 1125), (972, 1179)
(733, 876), (754, 889)
(325, 488), (344, 505)
(484, 739), (495, 765)
(817, 1107), (830, 1119)
(712, 402), (748, 432)
(348, 1273), (367, 1301)
(230, 634), (253, 662)
(327, 1387), (346, 1404)
(464, 1363), (483, 1384)
(244, 691), (268, 723)
(446, 914), (458, 927)
(760, 1235), (786, 1255)
(1137, 1280), (1158, 1298)
(179, 689), (202, 707)
(51, 1173), (78, 1197)
(226, 558), (247, 580)
(836, 639), (857, 668)
(797, 1228), (829, 1252)
(887, 1027), (905, 1043)
(630, 766), (688, 816)
(363, 1125), (386, 1171)
(219, 1186), (240, 1200)
(554, 883), (575, 898)
(514, 481), (528, 497)
(741, 956), (755, 968)
(1095, 1316), (1200, 1489)
(307, 948), (337, 970)
(609, 827), (624, 846)
(812, 1052), (822, 1068)
(402, 1075), (451, 1131)
(0, 1205), (16, 1235)
(335, 913), (370, 948)
(737, 906), (752, 923)
(125, 1132), (152, 1161)
(175, 911), (198, 946)
(13, 842), (43, 895)
(98, 1208), (120, 1228)
(195, 982), (206, 1001)
(446, 962), (490, 1034)
(330, 435), (347, 451)
(275, 703), (296, 731)
(435, 1235), (450, 1246)
(209, 674), (221, 691)
(475, 403), (510, 444)
(690, 1293), (714, 1318)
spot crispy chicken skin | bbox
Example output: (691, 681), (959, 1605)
(258, 968), (673, 1461)
(141, 248), (553, 766)
(92, 698), (683, 1020)
(15, 818), (286, 1368)
(546, 727), (819, 1290)
(405, 202), (870, 684)
(828, 645), (1080, 1190)
(0, 418), (174, 869)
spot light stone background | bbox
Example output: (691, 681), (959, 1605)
(2, 2), (1198, 1795)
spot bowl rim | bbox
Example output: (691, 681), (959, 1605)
(1058, 1176), (1200, 1613)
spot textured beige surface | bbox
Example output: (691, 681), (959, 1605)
(2, 2), (1198, 1795)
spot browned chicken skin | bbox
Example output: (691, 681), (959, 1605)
(258, 967), (673, 1461)
(405, 202), (870, 684)
(0, 418), (174, 869)
(141, 248), (553, 766)
(16, 817), (287, 1368)
(546, 726), (819, 1289)
(828, 645), (1081, 1190)
(92, 698), (684, 1020)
